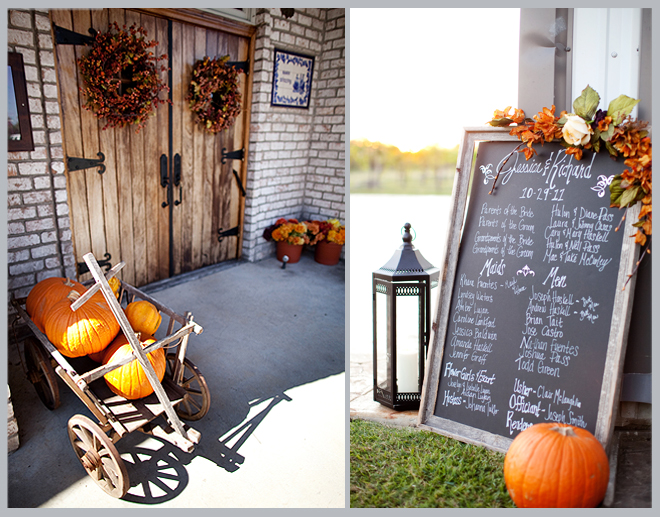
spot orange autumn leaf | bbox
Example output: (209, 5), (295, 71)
(643, 216), (652, 235)
(597, 115), (613, 132)
(565, 147), (584, 160)
(522, 146), (537, 160)
(532, 105), (563, 141)
(492, 106), (525, 124)
(639, 203), (652, 218)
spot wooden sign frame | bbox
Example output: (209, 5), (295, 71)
(418, 127), (640, 454)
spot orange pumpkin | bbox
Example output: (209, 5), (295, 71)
(88, 347), (108, 363)
(102, 332), (166, 399)
(43, 290), (120, 358)
(504, 423), (609, 508)
(124, 300), (162, 335)
(26, 277), (87, 332)
(108, 276), (121, 299)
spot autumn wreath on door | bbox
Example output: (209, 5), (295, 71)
(78, 23), (170, 132)
(187, 56), (242, 133)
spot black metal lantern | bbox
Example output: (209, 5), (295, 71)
(373, 223), (440, 410)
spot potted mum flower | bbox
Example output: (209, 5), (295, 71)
(307, 219), (345, 265)
(262, 218), (309, 263)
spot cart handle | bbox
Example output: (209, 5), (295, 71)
(71, 261), (125, 312)
(78, 321), (200, 384)
(83, 252), (191, 442)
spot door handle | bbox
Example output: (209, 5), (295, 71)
(173, 153), (182, 206)
(160, 154), (168, 188)
(161, 153), (182, 207)
(160, 154), (169, 207)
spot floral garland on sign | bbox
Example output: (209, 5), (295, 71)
(78, 23), (170, 132)
(187, 55), (242, 133)
(489, 86), (652, 264)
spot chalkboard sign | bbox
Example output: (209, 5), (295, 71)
(418, 128), (640, 454)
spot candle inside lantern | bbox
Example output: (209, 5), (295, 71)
(397, 342), (418, 393)
(396, 295), (420, 393)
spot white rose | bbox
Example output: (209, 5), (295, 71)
(562, 114), (593, 146)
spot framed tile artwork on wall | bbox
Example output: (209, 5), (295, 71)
(271, 48), (314, 109)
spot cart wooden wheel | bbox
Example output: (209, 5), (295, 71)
(166, 354), (211, 421)
(67, 414), (130, 498)
(24, 337), (60, 410)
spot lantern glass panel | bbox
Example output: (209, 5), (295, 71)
(431, 282), (439, 332)
(395, 293), (420, 393)
(375, 290), (390, 392)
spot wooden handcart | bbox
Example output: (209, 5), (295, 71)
(11, 252), (211, 498)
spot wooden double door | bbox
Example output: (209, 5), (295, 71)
(51, 9), (253, 286)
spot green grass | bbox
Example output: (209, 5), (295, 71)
(350, 419), (515, 508)
(350, 168), (455, 195)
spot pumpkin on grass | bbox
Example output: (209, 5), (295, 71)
(503, 423), (609, 508)
(43, 290), (120, 358)
(102, 332), (165, 399)
(124, 300), (162, 335)
(26, 277), (87, 332)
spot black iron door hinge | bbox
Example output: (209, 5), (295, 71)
(77, 253), (112, 275)
(221, 147), (245, 164)
(217, 226), (240, 242)
(53, 24), (97, 45)
(67, 152), (106, 174)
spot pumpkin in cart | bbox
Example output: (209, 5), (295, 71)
(102, 332), (166, 400)
(42, 290), (121, 358)
(87, 347), (108, 363)
(26, 277), (87, 333)
(124, 300), (162, 335)
(503, 422), (610, 508)
(108, 276), (121, 299)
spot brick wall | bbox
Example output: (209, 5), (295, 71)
(301, 9), (346, 223)
(241, 8), (346, 262)
(7, 9), (74, 305)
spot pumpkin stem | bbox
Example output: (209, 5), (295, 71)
(550, 425), (577, 437)
(64, 278), (75, 287)
(67, 290), (81, 302)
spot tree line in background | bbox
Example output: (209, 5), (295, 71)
(350, 139), (459, 195)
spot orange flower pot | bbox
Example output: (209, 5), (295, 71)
(276, 241), (303, 263)
(314, 240), (343, 265)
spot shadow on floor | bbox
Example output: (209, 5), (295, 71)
(118, 393), (293, 504)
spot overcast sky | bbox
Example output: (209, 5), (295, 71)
(350, 8), (521, 152)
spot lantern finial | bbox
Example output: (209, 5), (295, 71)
(402, 223), (413, 247)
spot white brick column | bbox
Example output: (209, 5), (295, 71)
(8, 9), (75, 304)
(302, 8), (345, 224)
(242, 8), (346, 262)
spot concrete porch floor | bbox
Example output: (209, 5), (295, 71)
(7, 251), (345, 508)
(349, 354), (651, 508)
